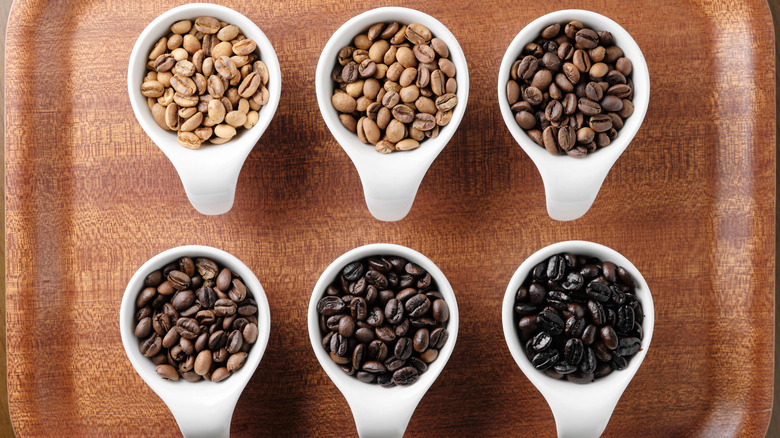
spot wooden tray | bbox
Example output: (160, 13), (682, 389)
(5, 0), (775, 436)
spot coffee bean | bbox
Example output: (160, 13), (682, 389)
(531, 331), (552, 351)
(140, 334), (162, 357)
(532, 349), (560, 370)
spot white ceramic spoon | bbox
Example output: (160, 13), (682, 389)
(128, 3), (281, 215)
(308, 244), (459, 437)
(316, 8), (469, 221)
(120, 245), (271, 437)
(498, 10), (650, 221)
(502, 241), (654, 438)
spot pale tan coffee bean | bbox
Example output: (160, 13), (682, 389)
(382, 46), (397, 66)
(248, 98), (261, 111)
(214, 124), (237, 139)
(408, 126), (425, 141)
(390, 25), (407, 45)
(331, 92), (356, 113)
(415, 96), (436, 114)
(178, 106), (197, 119)
(167, 34), (183, 51)
(149, 37), (167, 60)
(375, 140), (395, 154)
(399, 85), (419, 103)
(230, 55), (249, 69)
(227, 352), (248, 371)
(368, 40), (390, 64)
(340, 114), (357, 132)
(233, 39), (257, 56)
(157, 71), (172, 87)
(165, 103), (180, 129)
(217, 24), (239, 41)
(207, 74), (225, 98)
(430, 37), (449, 58)
(399, 67), (417, 87)
(152, 103), (168, 130)
(194, 350), (213, 375)
(384, 81), (401, 93)
(210, 136), (231, 145)
(193, 73), (207, 94)
(201, 34), (214, 56)
(146, 97), (156, 111)
(174, 60), (195, 77)
(363, 78), (380, 99)
(244, 110), (259, 129)
(238, 98), (250, 114)
(140, 80), (164, 97)
(226, 90), (240, 108)
(362, 118), (380, 144)
(202, 57), (215, 76)
(253, 61), (269, 85)
(345, 80), (364, 98)
(181, 34), (200, 55)
(405, 23), (432, 45)
(430, 69), (445, 96)
(446, 77), (457, 94)
(356, 117), (368, 143)
(202, 115), (217, 127)
(413, 44), (435, 64)
(356, 96), (372, 112)
(157, 87), (174, 106)
(155, 364), (179, 380)
(194, 126), (213, 141)
(215, 56), (239, 80)
(396, 47), (416, 68)
(170, 74), (197, 96)
(225, 111), (247, 127)
(195, 16), (220, 34)
(435, 93), (458, 111)
(385, 119), (406, 143)
(154, 54), (175, 72)
(386, 62), (404, 82)
(376, 107), (391, 129)
(354, 34), (371, 50)
(178, 131), (202, 149)
(144, 71), (157, 82)
(212, 41), (233, 59)
(396, 138), (420, 151)
(180, 112), (203, 132)
(208, 99), (226, 124)
(352, 49), (369, 64)
(436, 110), (452, 126)
(438, 58), (456, 78)
(250, 86), (269, 106)
(171, 47), (189, 62)
(171, 20), (192, 34)
(238, 72), (261, 98)
(240, 64), (252, 79)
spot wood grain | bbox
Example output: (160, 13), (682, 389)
(3, 0), (775, 437)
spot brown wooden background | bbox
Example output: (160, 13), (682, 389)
(3, 0), (776, 436)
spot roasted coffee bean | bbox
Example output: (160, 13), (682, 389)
(214, 299), (237, 317)
(317, 296), (345, 316)
(405, 293), (431, 317)
(564, 338), (584, 365)
(586, 281), (611, 302)
(537, 311), (564, 335)
(531, 331), (552, 351)
(140, 334), (163, 357)
(616, 305), (635, 333)
(393, 366), (420, 386)
(600, 325), (618, 350)
(532, 349), (560, 370)
(616, 337), (641, 357)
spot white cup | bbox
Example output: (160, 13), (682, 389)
(128, 3), (281, 215)
(502, 240), (654, 438)
(316, 8), (469, 221)
(120, 245), (271, 438)
(498, 10), (649, 221)
(308, 244), (459, 437)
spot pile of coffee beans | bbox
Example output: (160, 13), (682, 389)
(134, 256), (260, 382)
(331, 22), (459, 153)
(506, 21), (635, 157)
(141, 17), (271, 149)
(317, 255), (450, 387)
(514, 253), (644, 383)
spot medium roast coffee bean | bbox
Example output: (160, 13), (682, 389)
(134, 255), (260, 382)
(318, 254), (450, 386)
(515, 252), (644, 383)
(507, 20), (636, 157)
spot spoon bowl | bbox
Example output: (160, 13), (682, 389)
(502, 241), (654, 438)
(498, 10), (649, 221)
(120, 245), (272, 438)
(308, 243), (459, 437)
(128, 3), (282, 215)
(316, 7), (469, 221)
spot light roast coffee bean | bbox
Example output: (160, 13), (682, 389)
(134, 256), (260, 382)
(141, 18), (270, 148)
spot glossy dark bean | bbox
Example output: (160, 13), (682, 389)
(565, 317), (586, 339)
(554, 361), (578, 375)
(600, 325), (618, 350)
(532, 349), (560, 370)
(537, 310), (564, 335)
(616, 305), (635, 333)
(317, 296), (345, 316)
(564, 338), (584, 365)
(393, 366), (419, 386)
(405, 294), (431, 317)
(531, 331), (552, 351)
(616, 337), (641, 357)
(579, 347), (597, 373)
(587, 300), (606, 326)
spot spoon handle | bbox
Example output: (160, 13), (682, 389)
(172, 158), (241, 215)
(165, 394), (237, 438)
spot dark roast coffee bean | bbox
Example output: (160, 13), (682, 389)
(554, 361), (578, 375)
(395, 337), (413, 360)
(586, 281), (611, 302)
(532, 349), (560, 370)
(610, 354), (627, 370)
(393, 366), (419, 386)
(616, 305), (635, 333)
(531, 331), (552, 351)
(367, 307), (385, 326)
(317, 296), (345, 316)
(343, 261), (364, 281)
(429, 327), (448, 349)
(616, 337), (641, 357)
(579, 347), (597, 373)
(564, 338), (584, 365)
(384, 299), (404, 324)
(600, 325), (618, 350)
(405, 293), (431, 317)
(587, 300), (606, 326)
(537, 311), (564, 335)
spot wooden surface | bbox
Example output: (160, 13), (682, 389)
(3, 0), (776, 437)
